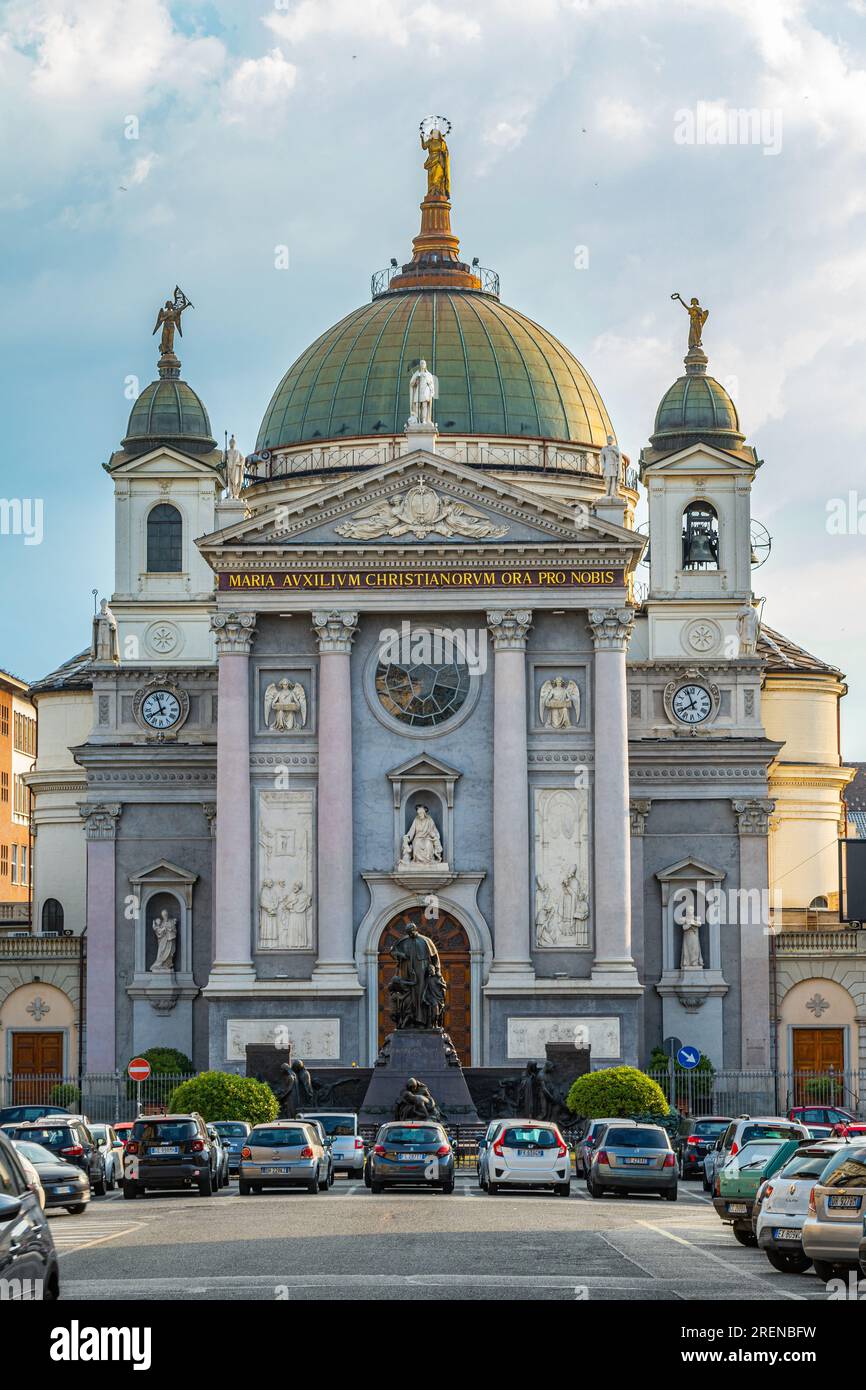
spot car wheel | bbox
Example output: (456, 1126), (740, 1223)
(732, 1225), (756, 1247)
(239, 1181), (251, 1196)
(371, 1182), (384, 1194)
(702, 1174), (711, 1192)
(122, 1180), (138, 1200)
(441, 1179), (455, 1194)
(811, 1259), (838, 1283)
(252, 1183), (263, 1194)
(665, 1187), (678, 1202)
(318, 1176), (329, 1191)
(588, 1179), (605, 1199)
(65, 1203), (87, 1215)
(93, 1175), (106, 1197)
(765, 1249), (812, 1275)
(307, 1177), (319, 1194)
(556, 1183), (571, 1198)
(487, 1182), (499, 1195)
(198, 1170), (213, 1197)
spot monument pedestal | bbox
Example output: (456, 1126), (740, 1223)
(360, 1029), (479, 1125)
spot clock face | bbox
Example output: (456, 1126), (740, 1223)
(672, 683), (712, 725)
(140, 689), (182, 730)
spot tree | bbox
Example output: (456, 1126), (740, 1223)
(124, 1047), (194, 1105)
(167, 1071), (278, 1125)
(566, 1066), (668, 1121)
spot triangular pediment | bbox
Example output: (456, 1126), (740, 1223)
(108, 444), (223, 479)
(641, 441), (758, 480)
(656, 856), (726, 884)
(198, 450), (642, 556)
(129, 858), (199, 886)
(386, 752), (462, 784)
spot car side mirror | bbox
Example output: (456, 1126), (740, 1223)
(0, 1194), (23, 1223)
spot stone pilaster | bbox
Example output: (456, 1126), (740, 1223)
(486, 609), (534, 981)
(732, 797), (774, 1067)
(80, 802), (121, 1069)
(312, 610), (359, 978)
(588, 607), (639, 985)
(629, 800), (651, 980)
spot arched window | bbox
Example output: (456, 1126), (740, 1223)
(682, 501), (719, 570)
(147, 504), (182, 573)
(42, 899), (64, 935)
(808, 895), (829, 911)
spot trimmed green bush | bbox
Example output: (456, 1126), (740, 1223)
(129, 1047), (194, 1076)
(49, 1082), (81, 1109)
(167, 1071), (279, 1125)
(566, 1066), (668, 1120)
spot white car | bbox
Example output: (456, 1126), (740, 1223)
(299, 1112), (364, 1176)
(481, 1119), (571, 1196)
(756, 1141), (849, 1274)
(90, 1124), (125, 1190)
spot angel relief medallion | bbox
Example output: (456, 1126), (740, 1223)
(539, 676), (581, 730)
(264, 678), (308, 732)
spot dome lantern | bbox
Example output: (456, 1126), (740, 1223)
(121, 287), (217, 457)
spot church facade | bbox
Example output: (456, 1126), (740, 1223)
(33, 132), (833, 1080)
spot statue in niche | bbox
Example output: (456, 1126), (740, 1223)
(264, 679), (307, 732)
(277, 881), (312, 949)
(400, 805), (443, 866)
(389, 924), (446, 1029)
(680, 907), (705, 970)
(151, 909), (178, 973)
(539, 676), (580, 730)
(91, 598), (119, 664)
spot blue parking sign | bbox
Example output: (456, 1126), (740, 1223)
(677, 1045), (701, 1069)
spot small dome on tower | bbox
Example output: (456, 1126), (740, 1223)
(651, 371), (742, 453)
(122, 286), (216, 456)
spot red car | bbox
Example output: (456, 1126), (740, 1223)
(113, 1121), (135, 1146)
(787, 1106), (865, 1137)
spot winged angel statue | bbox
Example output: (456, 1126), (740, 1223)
(539, 676), (580, 730)
(264, 679), (307, 732)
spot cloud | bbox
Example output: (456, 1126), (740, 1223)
(223, 47), (298, 125)
(266, 0), (481, 49)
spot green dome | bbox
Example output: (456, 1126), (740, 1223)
(123, 377), (216, 456)
(651, 371), (743, 453)
(256, 289), (613, 451)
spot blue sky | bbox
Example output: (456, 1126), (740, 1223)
(1, 0), (865, 753)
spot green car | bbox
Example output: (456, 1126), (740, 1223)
(712, 1139), (803, 1246)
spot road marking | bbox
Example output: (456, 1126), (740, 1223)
(52, 1218), (144, 1254)
(635, 1220), (806, 1300)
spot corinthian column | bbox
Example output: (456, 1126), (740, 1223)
(312, 610), (359, 978)
(588, 607), (639, 985)
(209, 611), (256, 985)
(80, 802), (121, 1069)
(486, 608), (534, 980)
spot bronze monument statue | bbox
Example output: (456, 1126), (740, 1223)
(389, 923), (447, 1030)
(671, 292), (709, 351)
(153, 286), (193, 359)
(394, 1077), (441, 1121)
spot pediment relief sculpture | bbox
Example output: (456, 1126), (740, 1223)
(334, 479), (509, 541)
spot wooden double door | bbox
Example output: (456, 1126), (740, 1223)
(378, 909), (471, 1064)
(11, 1032), (64, 1103)
(792, 1028), (845, 1104)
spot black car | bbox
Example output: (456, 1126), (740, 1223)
(14, 1140), (90, 1214)
(123, 1112), (217, 1197)
(6, 1117), (106, 1196)
(0, 1129), (59, 1299)
(676, 1116), (733, 1180)
(0, 1105), (69, 1126)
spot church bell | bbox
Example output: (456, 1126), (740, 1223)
(683, 531), (717, 567)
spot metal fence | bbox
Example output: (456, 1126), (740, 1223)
(647, 1069), (866, 1119)
(0, 1073), (194, 1123)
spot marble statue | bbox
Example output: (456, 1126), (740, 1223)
(400, 805), (443, 866)
(408, 360), (438, 425)
(599, 435), (622, 495)
(91, 598), (119, 664)
(680, 908), (704, 970)
(151, 908), (177, 973)
(539, 676), (580, 730)
(258, 878), (283, 948)
(420, 126), (450, 199)
(671, 292), (708, 350)
(335, 480), (508, 541)
(278, 881), (313, 949)
(152, 286), (192, 357)
(395, 1077), (441, 1121)
(534, 877), (557, 947)
(389, 924), (445, 1029)
(534, 788), (591, 948)
(737, 600), (761, 656)
(225, 434), (245, 498)
(264, 679), (307, 732)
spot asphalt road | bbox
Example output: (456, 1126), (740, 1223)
(50, 1174), (836, 1302)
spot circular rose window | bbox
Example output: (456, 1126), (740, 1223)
(374, 647), (472, 729)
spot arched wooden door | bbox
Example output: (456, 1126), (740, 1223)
(378, 909), (471, 1064)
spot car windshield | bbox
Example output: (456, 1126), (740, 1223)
(742, 1124), (803, 1145)
(778, 1151), (837, 1179)
(303, 1114), (355, 1137)
(10, 1127), (69, 1146)
(382, 1127), (442, 1145)
(90, 1126), (110, 1140)
(251, 1128), (311, 1147)
(821, 1156), (866, 1190)
(15, 1142), (59, 1166)
(502, 1127), (558, 1147)
(606, 1128), (667, 1149)
(133, 1120), (198, 1143)
(213, 1123), (247, 1137)
(692, 1121), (730, 1137)
(734, 1143), (782, 1170)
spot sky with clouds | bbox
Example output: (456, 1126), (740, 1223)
(1, 0), (865, 753)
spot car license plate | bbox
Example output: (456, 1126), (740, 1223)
(261, 1166), (291, 1174)
(54, 1184), (75, 1194)
(625, 1157), (649, 1165)
(773, 1228), (800, 1241)
(516, 1150), (541, 1158)
(150, 1146), (179, 1156)
(728, 1203), (748, 1213)
(398, 1153), (425, 1161)
(828, 1195), (861, 1210)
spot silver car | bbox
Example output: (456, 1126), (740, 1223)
(577, 1118), (636, 1179)
(481, 1119), (571, 1196)
(239, 1120), (331, 1195)
(756, 1141), (850, 1274)
(588, 1122), (678, 1200)
(801, 1145), (866, 1281)
(299, 1112), (364, 1176)
(90, 1124), (125, 1191)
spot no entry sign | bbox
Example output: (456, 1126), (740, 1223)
(128, 1057), (151, 1083)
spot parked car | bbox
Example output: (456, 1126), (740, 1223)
(299, 1112), (365, 1176)
(717, 1116), (810, 1166)
(297, 1118), (334, 1187)
(484, 1119), (571, 1196)
(210, 1121), (251, 1175)
(0, 1105), (69, 1126)
(756, 1141), (851, 1274)
(89, 1124), (125, 1191)
(576, 1118), (637, 1178)
(802, 1144), (866, 1281)
(239, 1120), (331, 1194)
(588, 1122), (677, 1200)
(0, 1129), (59, 1299)
(207, 1126), (231, 1188)
(113, 1121), (135, 1147)
(477, 1120), (506, 1188)
(12, 1144), (46, 1210)
(123, 1113), (216, 1198)
(5, 1118), (106, 1196)
(788, 1105), (858, 1133)
(713, 1138), (803, 1245)
(370, 1120), (455, 1194)
(676, 1117), (732, 1182)
(13, 1140), (90, 1215)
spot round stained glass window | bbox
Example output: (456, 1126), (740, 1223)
(375, 647), (472, 729)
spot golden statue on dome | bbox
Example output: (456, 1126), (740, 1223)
(671, 292), (709, 351)
(153, 286), (194, 359)
(420, 116), (451, 200)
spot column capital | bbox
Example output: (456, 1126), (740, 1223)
(312, 609), (359, 653)
(80, 802), (122, 841)
(210, 610), (256, 654)
(588, 606), (635, 651)
(486, 608), (533, 651)
(732, 797), (775, 835)
(629, 799), (652, 836)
